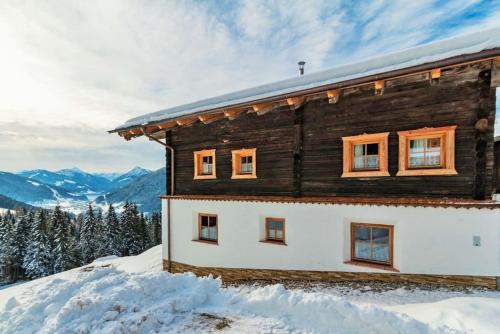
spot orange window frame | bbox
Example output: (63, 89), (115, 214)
(397, 126), (457, 176)
(193, 149), (216, 180)
(231, 148), (257, 179)
(341, 132), (390, 177)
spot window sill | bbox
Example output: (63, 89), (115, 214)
(396, 168), (457, 176)
(192, 239), (218, 245)
(194, 175), (217, 180)
(259, 240), (287, 246)
(231, 174), (257, 179)
(342, 171), (390, 178)
(344, 260), (399, 272)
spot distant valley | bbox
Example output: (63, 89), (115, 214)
(0, 167), (165, 213)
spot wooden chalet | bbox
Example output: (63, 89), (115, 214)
(111, 28), (500, 289)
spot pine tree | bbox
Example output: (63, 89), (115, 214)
(12, 212), (33, 280)
(94, 209), (108, 258)
(138, 213), (151, 252)
(0, 214), (16, 281)
(121, 202), (142, 256)
(150, 212), (162, 246)
(105, 204), (122, 256)
(79, 203), (98, 264)
(67, 214), (82, 267)
(52, 205), (74, 273)
(23, 210), (52, 279)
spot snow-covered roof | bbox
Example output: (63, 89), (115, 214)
(112, 27), (500, 133)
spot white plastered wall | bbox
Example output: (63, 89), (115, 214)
(162, 199), (500, 276)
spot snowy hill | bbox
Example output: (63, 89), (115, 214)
(1, 245), (499, 333)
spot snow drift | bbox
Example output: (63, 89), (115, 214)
(0, 245), (498, 333)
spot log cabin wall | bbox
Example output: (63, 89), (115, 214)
(170, 60), (497, 199)
(495, 140), (500, 193)
(171, 108), (295, 195)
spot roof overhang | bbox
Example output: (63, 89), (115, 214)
(110, 28), (500, 141)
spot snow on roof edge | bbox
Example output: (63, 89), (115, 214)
(112, 27), (500, 133)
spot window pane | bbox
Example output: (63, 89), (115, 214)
(201, 226), (208, 239)
(353, 143), (379, 170)
(201, 216), (209, 227)
(354, 226), (371, 260)
(372, 227), (390, 263)
(208, 226), (217, 240)
(409, 138), (441, 168)
(275, 229), (283, 240)
(354, 144), (364, 157)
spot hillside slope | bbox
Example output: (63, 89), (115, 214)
(96, 168), (165, 212)
(0, 194), (36, 210)
(0, 171), (86, 204)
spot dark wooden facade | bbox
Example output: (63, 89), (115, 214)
(495, 139), (500, 193)
(169, 61), (497, 200)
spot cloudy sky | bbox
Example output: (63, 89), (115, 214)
(1, 0), (499, 173)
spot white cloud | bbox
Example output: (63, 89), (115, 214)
(0, 0), (498, 172)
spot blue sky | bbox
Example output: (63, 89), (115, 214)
(0, 0), (499, 172)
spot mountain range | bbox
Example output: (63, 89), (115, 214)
(0, 167), (164, 213)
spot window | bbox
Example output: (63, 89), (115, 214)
(351, 223), (393, 266)
(342, 132), (389, 177)
(193, 149), (216, 179)
(232, 148), (257, 179)
(265, 218), (285, 244)
(198, 214), (217, 243)
(397, 126), (457, 176)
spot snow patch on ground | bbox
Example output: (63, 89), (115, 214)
(1, 245), (499, 333)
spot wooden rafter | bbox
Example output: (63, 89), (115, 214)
(286, 96), (306, 110)
(430, 68), (441, 79)
(223, 109), (245, 120)
(326, 89), (340, 104)
(176, 117), (198, 127)
(374, 80), (385, 95)
(198, 112), (224, 124)
(251, 103), (274, 115)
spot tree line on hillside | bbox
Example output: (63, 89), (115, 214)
(0, 202), (161, 283)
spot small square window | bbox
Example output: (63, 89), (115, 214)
(265, 218), (285, 243)
(232, 148), (257, 179)
(198, 214), (217, 242)
(342, 132), (389, 177)
(397, 126), (457, 176)
(194, 149), (216, 179)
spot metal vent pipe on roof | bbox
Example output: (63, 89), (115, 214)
(298, 61), (305, 75)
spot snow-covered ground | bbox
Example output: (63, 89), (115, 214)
(1, 246), (499, 334)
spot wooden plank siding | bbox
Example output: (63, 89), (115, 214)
(495, 140), (500, 193)
(170, 61), (497, 199)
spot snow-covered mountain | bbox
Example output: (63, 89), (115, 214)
(19, 168), (113, 194)
(111, 167), (151, 189)
(0, 171), (87, 204)
(0, 167), (156, 213)
(96, 167), (164, 213)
